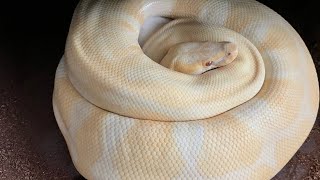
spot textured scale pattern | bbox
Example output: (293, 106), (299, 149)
(53, 0), (319, 179)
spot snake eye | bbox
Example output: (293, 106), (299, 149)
(205, 61), (213, 66)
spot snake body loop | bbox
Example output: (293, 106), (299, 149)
(53, 0), (319, 179)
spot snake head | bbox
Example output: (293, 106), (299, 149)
(161, 41), (238, 75)
(202, 42), (238, 70)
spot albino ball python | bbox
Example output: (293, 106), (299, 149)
(52, 0), (319, 179)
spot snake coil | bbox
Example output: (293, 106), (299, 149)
(53, 0), (319, 179)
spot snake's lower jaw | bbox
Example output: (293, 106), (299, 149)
(201, 66), (218, 74)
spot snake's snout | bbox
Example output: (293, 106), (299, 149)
(206, 42), (238, 69)
(223, 42), (238, 64)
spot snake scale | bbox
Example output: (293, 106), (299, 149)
(52, 0), (319, 179)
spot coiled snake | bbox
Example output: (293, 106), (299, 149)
(53, 0), (319, 179)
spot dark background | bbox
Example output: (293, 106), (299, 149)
(0, 0), (319, 179)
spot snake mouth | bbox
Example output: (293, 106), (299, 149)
(202, 66), (220, 74)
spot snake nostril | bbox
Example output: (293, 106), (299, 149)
(205, 61), (213, 66)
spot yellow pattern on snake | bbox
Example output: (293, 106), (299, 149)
(53, 0), (319, 179)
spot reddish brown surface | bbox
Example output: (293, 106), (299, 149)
(0, 0), (319, 179)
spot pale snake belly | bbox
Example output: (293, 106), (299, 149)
(52, 0), (319, 179)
